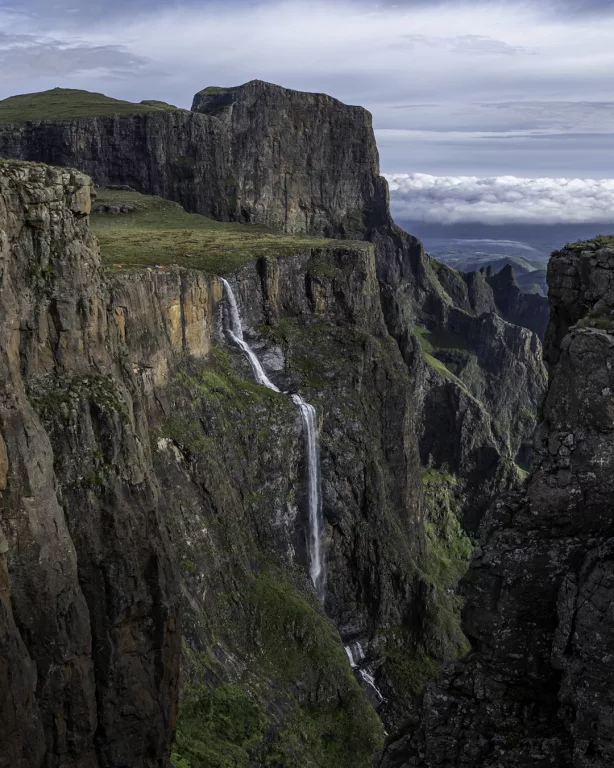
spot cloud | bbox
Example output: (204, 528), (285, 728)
(385, 173), (614, 224)
(0, 29), (149, 81)
(1, 0), (614, 176)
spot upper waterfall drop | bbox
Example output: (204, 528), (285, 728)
(221, 278), (281, 393)
(220, 278), (326, 602)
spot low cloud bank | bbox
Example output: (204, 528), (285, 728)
(385, 173), (614, 224)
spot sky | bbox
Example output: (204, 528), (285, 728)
(1, 0), (613, 226)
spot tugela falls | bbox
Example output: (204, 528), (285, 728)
(221, 277), (326, 602)
(0, 79), (610, 768)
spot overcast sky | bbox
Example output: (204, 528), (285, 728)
(1, 0), (613, 225)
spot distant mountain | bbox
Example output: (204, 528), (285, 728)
(395, 220), (614, 296)
(516, 269), (548, 295)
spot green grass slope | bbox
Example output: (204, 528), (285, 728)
(0, 87), (180, 125)
(91, 187), (333, 275)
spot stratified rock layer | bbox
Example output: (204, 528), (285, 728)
(380, 241), (614, 768)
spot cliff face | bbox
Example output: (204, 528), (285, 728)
(0, 161), (180, 767)
(0, 110), (238, 221)
(0, 81), (554, 764)
(486, 263), (550, 338)
(192, 80), (390, 236)
(380, 239), (614, 768)
(2, 160), (453, 766)
(0, 81), (547, 533)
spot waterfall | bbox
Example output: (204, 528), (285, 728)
(344, 642), (385, 702)
(291, 394), (325, 601)
(221, 278), (325, 600)
(221, 278), (281, 393)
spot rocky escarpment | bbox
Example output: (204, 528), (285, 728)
(192, 81), (546, 527)
(0, 106), (238, 221)
(485, 263), (550, 338)
(0, 85), (546, 516)
(192, 81), (389, 236)
(2, 160), (472, 766)
(380, 238), (614, 768)
(0, 80), (550, 753)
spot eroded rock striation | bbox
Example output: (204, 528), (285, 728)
(380, 239), (614, 768)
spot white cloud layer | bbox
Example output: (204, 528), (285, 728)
(386, 173), (614, 225)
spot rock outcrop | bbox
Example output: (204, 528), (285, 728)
(0, 161), (180, 767)
(486, 263), (550, 338)
(0, 110), (238, 221)
(192, 80), (390, 235)
(0, 80), (553, 763)
(380, 239), (614, 768)
(0, 160), (424, 766)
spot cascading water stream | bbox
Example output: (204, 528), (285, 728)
(221, 278), (326, 601)
(344, 642), (386, 703)
(291, 395), (325, 600)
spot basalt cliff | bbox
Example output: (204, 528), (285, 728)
(0, 82), (556, 768)
(380, 237), (614, 767)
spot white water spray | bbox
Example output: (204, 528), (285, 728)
(221, 278), (326, 600)
(344, 642), (385, 703)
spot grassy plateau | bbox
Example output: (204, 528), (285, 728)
(91, 188), (332, 275)
(0, 87), (180, 125)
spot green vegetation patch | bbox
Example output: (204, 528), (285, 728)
(414, 326), (472, 356)
(576, 305), (614, 331)
(91, 187), (331, 275)
(0, 87), (180, 125)
(559, 234), (614, 253)
(420, 466), (473, 661)
(197, 86), (232, 95)
(384, 645), (439, 699)
(171, 569), (383, 768)
(414, 326), (478, 393)
(422, 466), (473, 590)
(172, 684), (266, 768)
(29, 373), (128, 424)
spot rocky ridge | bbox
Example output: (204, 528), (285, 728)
(0, 160), (431, 766)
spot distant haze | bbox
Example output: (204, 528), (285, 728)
(397, 221), (613, 264)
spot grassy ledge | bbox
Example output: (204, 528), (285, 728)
(0, 88), (180, 125)
(91, 187), (331, 275)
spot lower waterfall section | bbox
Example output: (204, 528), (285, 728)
(221, 278), (326, 600)
(345, 643), (386, 704)
(291, 395), (325, 602)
